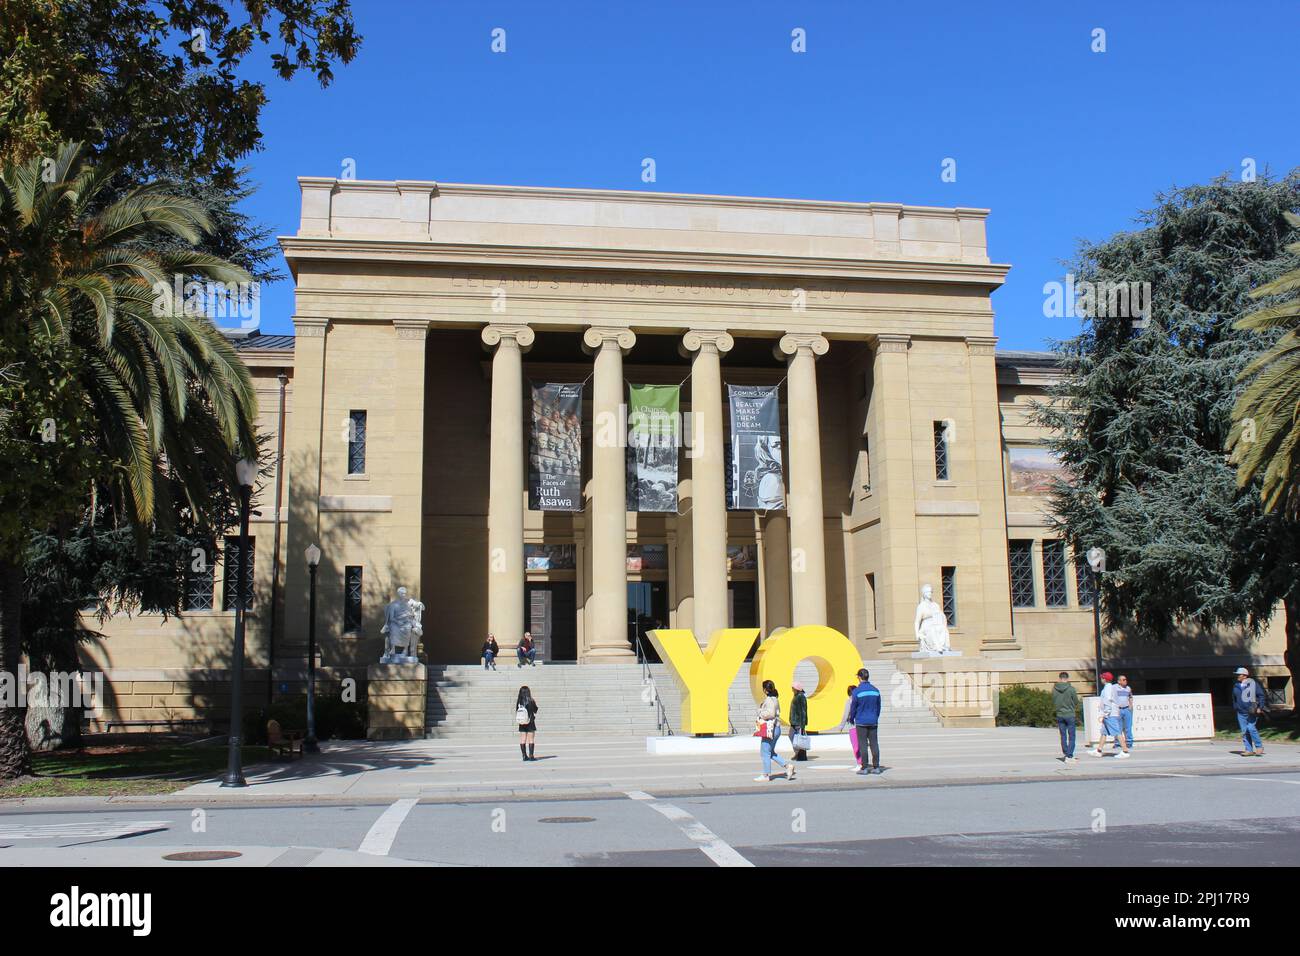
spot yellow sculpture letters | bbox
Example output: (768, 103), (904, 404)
(644, 628), (757, 735)
(646, 625), (863, 735)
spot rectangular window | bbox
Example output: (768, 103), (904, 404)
(941, 566), (957, 626)
(344, 566), (363, 632)
(1043, 540), (1068, 607)
(933, 420), (950, 480)
(347, 410), (367, 475)
(185, 552), (215, 611)
(222, 537), (255, 612)
(1075, 555), (1096, 608)
(1008, 539), (1035, 608)
(864, 573), (877, 631)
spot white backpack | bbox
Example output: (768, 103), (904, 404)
(516, 704), (530, 723)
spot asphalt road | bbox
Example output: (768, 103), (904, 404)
(4, 768), (1300, 867)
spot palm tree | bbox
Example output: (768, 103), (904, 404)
(1229, 211), (1300, 515)
(0, 143), (258, 778)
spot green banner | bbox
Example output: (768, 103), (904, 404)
(626, 384), (680, 512)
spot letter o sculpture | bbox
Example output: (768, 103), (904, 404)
(750, 625), (864, 732)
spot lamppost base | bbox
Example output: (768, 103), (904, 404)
(303, 738), (320, 754)
(219, 773), (248, 788)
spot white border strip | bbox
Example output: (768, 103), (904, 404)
(358, 798), (418, 856)
(625, 790), (753, 867)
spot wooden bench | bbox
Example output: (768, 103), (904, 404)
(267, 719), (306, 759)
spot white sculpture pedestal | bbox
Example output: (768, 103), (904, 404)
(911, 649), (964, 659)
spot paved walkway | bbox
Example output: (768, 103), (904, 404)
(153, 728), (1300, 803)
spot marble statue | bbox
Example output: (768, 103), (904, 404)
(380, 586), (425, 663)
(913, 584), (960, 657)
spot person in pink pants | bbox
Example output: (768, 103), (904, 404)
(839, 685), (861, 770)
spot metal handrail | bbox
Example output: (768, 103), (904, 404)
(636, 637), (672, 736)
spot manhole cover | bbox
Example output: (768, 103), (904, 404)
(537, 816), (596, 824)
(162, 850), (243, 862)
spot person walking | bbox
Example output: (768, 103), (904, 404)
(482, 634), (499, 671)
(754, 679), (793, 781)
(1090, 672), (1130, 758)
(1115, 674), (1135, 751)
(515, 685), (539, 761)
(1233, 666), (1269, 757)
(1052, 671), (1080, 762)
(838, 684), (862, 771)
(788, 681), (809, 762)
(517, 631), (537, 668)
(849, 668), (882, 775)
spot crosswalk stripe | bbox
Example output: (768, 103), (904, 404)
(0, 821), (170, 841)
(358, 798), (418, 856)
(625, 790), (753, 867)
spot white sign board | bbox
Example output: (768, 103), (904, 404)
(1083, 693), (1215, 743)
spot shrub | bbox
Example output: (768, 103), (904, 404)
(996, 684), (1063, 727)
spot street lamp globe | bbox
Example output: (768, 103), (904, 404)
(235, 457), (259, 489)
(305, 543), (322, 568)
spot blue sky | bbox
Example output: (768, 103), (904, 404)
(237, 0), (1295, 349)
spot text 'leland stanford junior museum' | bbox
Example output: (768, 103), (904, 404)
(84, 179), (1289, 733)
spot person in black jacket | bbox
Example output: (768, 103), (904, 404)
(482, 634), (499, 670)
(788, 681), (809, 761)
(516, 685), (539, 761)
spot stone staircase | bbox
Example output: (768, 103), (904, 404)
(424, 659), (940, 738)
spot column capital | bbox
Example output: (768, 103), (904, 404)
(680, 329), (734, 356)
(293, 317), (331, 338)
(776, 332), (829, 360)
(965, 335), (998, 356)
(583, 326), (636, 354)
(394, 318), (433, 341)
(874, 333), (911, 354)
(481, 323), (535, 351)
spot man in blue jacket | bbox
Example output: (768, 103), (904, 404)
(1232, 666), (1269, 756)
(849, 668), (883, 775)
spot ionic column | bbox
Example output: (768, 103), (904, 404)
(482, 324), (534, 648)
(681, 330), (734, 641)
(776, 333), (830, 626)
(583, 326), (636, 661)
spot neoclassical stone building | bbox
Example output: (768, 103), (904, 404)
(81, 179), (1290, 729)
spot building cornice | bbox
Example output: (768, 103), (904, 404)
(279, 236), (1011, 288)
(298, 176), (991, 219)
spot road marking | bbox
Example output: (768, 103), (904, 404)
(1226, 776), (1300, 785)
(625, 790), (753, 867)
(358, 798), (418, 856)
(1150, 772), (1198, 778)
(0, 821), (170, 841)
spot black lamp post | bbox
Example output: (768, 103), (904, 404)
(304, 543), (322, 753)
(1086, 546), (1106, 696)
(221, 457), (259, 788)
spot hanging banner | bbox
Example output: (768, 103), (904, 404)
(626, 384), (680, 512)
(529, 383), (584, 511)
(728, 384), (785, 510)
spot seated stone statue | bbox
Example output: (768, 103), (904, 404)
(380, 586), (425, 663)
(914, 584), (956, 656)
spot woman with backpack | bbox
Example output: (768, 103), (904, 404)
(516, 685), (539, 761)
(755, 679), (794, 782)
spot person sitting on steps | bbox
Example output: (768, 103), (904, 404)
(517, 631), (537, 667)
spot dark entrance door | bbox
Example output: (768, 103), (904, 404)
(729, 581), (759, 658)
(525, 582), (577, 662)
(627, 581), (668, 662)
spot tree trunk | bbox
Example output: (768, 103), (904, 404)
(23, 633), (83, 752)
(0, 557), (32, 778)
(1284, 590), (1300, 711)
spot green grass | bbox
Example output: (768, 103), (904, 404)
(0, 745), (270, 798)
(1214, 707), (1300, 743)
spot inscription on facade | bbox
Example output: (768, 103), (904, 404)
(451, 273), (850, 301)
